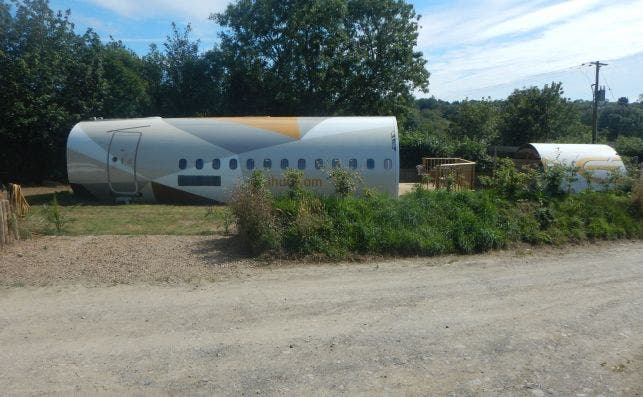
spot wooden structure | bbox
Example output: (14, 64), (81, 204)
(418, 158), (476, 190)
(0, 184), (28, 248)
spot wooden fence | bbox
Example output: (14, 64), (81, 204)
(418, 157), (476, 190)
(0, 184), (29, 248)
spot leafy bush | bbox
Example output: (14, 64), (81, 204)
(615, 136), (643, 159)
(326, 168), (364, 197)
(229, 169), (641, 258)
(229, 171), (281, 254)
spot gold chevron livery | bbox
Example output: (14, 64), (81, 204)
(66, 116), (400, 203)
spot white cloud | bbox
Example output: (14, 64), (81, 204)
(419, 0), (643, 100)
(84, 0), (230, 21)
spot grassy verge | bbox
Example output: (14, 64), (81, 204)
(22, 191), (231, 236)
(231, 170), (642, 259)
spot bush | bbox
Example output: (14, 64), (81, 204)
(228, 169), (641, 258)
(615, 136), (643, 159)
(326, 168), (363, 197)
(229, 171), (282, 254)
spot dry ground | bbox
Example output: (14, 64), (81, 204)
(0, 237), (642, 396)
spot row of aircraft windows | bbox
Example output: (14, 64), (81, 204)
(179, 158), (393, 171)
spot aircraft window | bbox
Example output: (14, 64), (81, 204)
(212, 158), (221, 169)
(263, 159), (272, 169)
(229, 158), (238, 170)
(179, 158), (187, 170)
(195, 159), (204, 170)
(366, 158), (375, 169)
(298, 159), (306, 170)
(247, 159), (255, 170)
(332, 159), (341, 168)
(281, 159), (289, 169)
(384, 158), (392, 170)
(178, 175), (221, 187)
(315, 159), (324, 169)
(349, 158), (358, 170)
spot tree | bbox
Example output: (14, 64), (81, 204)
(143, 23), (223, 117)
(212, 0), (429, 117)
(0, 0), (104, 181)
(617, 96), (629, 106)
(447, 99), (499, 143)
(499, 82), (589, 146)
(101, 39), (150, 118)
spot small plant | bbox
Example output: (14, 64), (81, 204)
(42, 194), (67, 233)
(480, 158), (535, 199)
(229, 171), (281, 253)
(283, 168), (305, 199)
(442, 171), (456, 192)
(326, 167), (363, 198)
(541, 161), (577, 197)
(221, 207), (235, 235)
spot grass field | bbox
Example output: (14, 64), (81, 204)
(22, 189), (231, 236)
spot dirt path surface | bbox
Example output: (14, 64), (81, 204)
(1, 241), (642, 396)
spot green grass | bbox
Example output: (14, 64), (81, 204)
(23, 191), (230, 236)
(231, 180), (642, 258)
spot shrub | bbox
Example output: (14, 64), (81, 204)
(227, 169), (641, 258)
(229, 171), (281, 254)
(42, 194), (67, 233)
(326, 167), (364, 197)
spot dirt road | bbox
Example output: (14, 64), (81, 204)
(1, 241), (642, 396)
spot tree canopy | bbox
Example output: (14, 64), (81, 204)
(212, 0), (429, 116)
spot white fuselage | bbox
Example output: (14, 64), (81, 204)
(67, 117), (400, 203)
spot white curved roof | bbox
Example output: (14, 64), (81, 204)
(525, 143), (620, 163)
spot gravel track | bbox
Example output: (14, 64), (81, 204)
(0, 238), (642, 396)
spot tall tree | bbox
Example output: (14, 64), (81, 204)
(447, 99), (499, 143)
(101, 39), (150, 118)
(499, 82), (588, 146)
(212, 0), (429, 117)
(145, 23), (223, 116)
(0, 0), (104, 181)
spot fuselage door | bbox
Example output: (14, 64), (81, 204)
(108, 131), (141, 195)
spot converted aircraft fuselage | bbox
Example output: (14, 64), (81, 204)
(66, 116), (399, 203)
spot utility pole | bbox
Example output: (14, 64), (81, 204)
(586, 61), (607, 143)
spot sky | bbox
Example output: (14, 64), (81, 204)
(48, 0), (643, 102)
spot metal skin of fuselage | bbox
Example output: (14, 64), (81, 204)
(66, 116), (400, 204)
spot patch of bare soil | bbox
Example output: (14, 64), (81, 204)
(0, 235), (250, 286)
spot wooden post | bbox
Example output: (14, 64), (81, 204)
(0, 199), (7, 248)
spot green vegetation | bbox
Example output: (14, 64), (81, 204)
(230, 170), (641, 259)
(23, 191), (226, 236)
(1, 0), (428, 182)
(3, 1), (643, 184)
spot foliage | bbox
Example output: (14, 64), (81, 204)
(0, 0), (105, 181)
(480, 158), (538, 200)
(447, 99), (500, 143)
(42, 194), (67, 233)
(615, 136), (643, 160)
(283, 168), (305, 199)
(598, 101), (643, 141)
(229, 171), (282, 254)
(212, 0), (429, 117)
(480, 158), (578, 200)
(230, 172), (641, 258)
(326, 167), (364, 197)
(499, 82), (590, 146)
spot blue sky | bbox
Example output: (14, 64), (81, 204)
(49, 0), (643, 102)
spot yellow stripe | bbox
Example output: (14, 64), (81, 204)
(217, 117), (300, 140)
